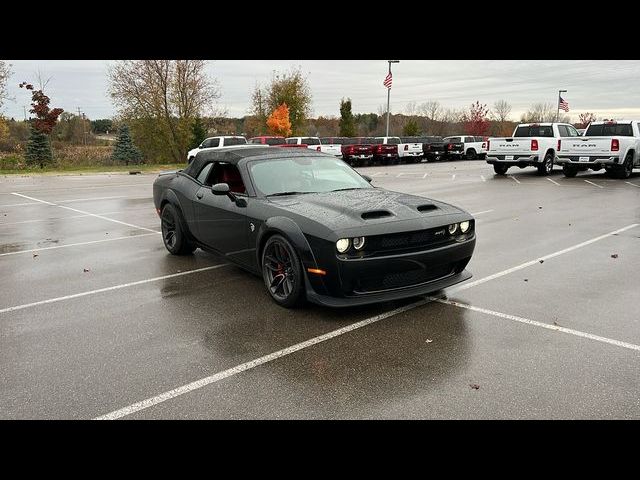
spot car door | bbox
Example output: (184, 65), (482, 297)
(193, 162), (250, 265)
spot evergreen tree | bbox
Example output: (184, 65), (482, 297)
(402, 119), (420, 136)
(111, 124), (143, 165)
(190, 117), (207, 149)
(339, 98), (355, 137)
(25, 125), (53, 168)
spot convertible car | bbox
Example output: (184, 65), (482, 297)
(153, 146), (476, 308)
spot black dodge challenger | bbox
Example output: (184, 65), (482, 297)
(153, 146), (476, 308)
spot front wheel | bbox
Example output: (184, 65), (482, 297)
(161, 204), (196, 255)
(493, 164), (509, 175)
(261, 235), (305, 308)
(562, 164), (578, 178)
(537, 153), (554, 176)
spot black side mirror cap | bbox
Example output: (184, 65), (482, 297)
(362, 175), (372, 183)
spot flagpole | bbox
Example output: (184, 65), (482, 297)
(556, 89), (567, 122)
(386, 60), (399, 137)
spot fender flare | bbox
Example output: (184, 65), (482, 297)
(255, 216), (319, 270)
(159, 189), (194, 240)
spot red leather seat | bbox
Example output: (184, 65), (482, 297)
(219, 165), (245, 194)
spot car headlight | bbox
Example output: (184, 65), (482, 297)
(448, 224), (458, 235)
(352, 236), (366, 250)
(336, 238), (350, 253)
(460, 221), (470, 233)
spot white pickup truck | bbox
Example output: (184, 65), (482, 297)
(378, 136), (423, 163)
(486, 123), (579, 175)
(556, 120), (640, 179)
(442, 135), (487, 160)
(286, 136), (342, 156)
(187, 136), (247, 163)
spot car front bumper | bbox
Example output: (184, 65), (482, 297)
(304, 237), (475, 307)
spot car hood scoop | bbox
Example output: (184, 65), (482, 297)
(361, 210), (393, 220)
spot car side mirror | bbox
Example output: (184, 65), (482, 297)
(361, 175), (373, 183)
(212, 183), (231, 195)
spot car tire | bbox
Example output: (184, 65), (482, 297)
(466, 149), (477, 160)
(160, 203), (196, 255)
(537, 152), (554, 176)
(616, 153), (634, 179)
(493, 164), (509, 175)
(261, 234), (305, 308)
(562, 164), (578, 178)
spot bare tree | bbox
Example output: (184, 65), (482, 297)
(419, 100), (442, 121)
(404, 101), (418, 116)
(520, 102), (565, 123)
(0, 60), (12, 111)
(491, 100), (511, 122)
(108, 60), (221, 163)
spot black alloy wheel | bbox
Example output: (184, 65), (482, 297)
(262, 235), (304, 308)
(161, 204), (195, 255)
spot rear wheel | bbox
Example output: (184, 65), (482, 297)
(261, 235), (304, 308)
(160, 203), (196, 255)
(537, 152), (554, 176)
(616, 153), (634, 179)
(493, 164), (509, 175)
(562, 164), (578, 178)
(466, 149), (477, 160)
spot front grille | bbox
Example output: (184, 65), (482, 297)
(353, 264), (454, 293)
(366, 228), (455, 254)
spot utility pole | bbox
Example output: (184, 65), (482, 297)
(385, 60), (400, 137)
(556, 90), (567, 122)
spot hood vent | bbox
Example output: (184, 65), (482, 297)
(417, 204), (438, 212)
(361, 210), (392, 220)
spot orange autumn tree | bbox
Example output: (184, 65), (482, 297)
(266, 103), (292, 137)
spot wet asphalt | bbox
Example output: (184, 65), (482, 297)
(0, 162), (639, 419)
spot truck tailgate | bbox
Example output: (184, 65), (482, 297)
(563, 137), (614, 155)
(489, 138), (532, 154)
(401, 143), (423, 154)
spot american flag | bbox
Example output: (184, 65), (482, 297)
(383, 72), (392, 89)
(559, 96), (569, 112)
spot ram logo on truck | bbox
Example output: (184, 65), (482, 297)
(572, 143), (596, 147)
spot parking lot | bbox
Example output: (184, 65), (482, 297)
(1, 161), (639, 419)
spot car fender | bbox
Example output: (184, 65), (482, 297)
(256, 216), (319, 269)
(159, 188), (196, 240)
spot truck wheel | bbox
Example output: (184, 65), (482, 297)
(537, 153), (554, 176)
(493, 164), (508, 175)
(562, 164), (578, 178)
(466, 149), (477, 160)
(616, 153), (634, 179)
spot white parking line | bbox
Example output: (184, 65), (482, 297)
(429, 297), (640, 353)
(94, 297), (430, 420)
(625, 181), (640, 188)
(584, 180), (604, 189)
(0, 233), (159, 257)
(423, 173), (429, 179)
(448, 223), (639, 294)
(11, 192), (160, 234)
(0, 264), (228, 315)
(546, 177), (560, 186)
(0, 202), (41, 207)
(59, 195), (149, 204)
(93, 221), (640, 420)
(511, 176), (521, 184)
(0, 208), (150, 226)
(10, 183), (153, 193)
(470, 209), (494, 216)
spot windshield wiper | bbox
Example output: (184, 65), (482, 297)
(266, 191), (315, 197)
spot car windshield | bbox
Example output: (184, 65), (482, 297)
(248, 156), (372, 196)
(585, 123), (633, 136)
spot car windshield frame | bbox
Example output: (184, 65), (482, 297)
(246, 155), (373, 198)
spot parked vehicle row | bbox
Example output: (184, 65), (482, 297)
(187, 134), (487, 166)
(486, 120), (639, 179)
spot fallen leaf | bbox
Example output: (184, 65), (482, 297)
(539, 259), (544, 264)
(469, 384), (480, 390)
(33, 253), (38, 258)
(611, 254), (618, 259)
(425, 339), (433, 344)
(83, 268), (90, 272)
(524, 278), (528, 282)
(538, 206), (543, 209)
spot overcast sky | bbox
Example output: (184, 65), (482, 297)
(3, 60), (640, 122)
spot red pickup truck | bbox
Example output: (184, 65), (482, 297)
(248, 136), (308, 148)
(341, 137), (375, 167)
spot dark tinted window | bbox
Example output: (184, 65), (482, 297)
(566, 126), (580, 137)
(558, 125), (569, 137)
(321, 137), (345, 144)
(445, 137), (461, 143)
(286, 138), (297, 144)
(196, 162), (214, 185)
(248, 138), (262, 144)
(387, 137), (400, 145)
(372, 137), (384, 144)
(265, 137), (286, 145)
(302, 137), (320, 145)
(202, 138), (219, 148)
(224, 137), (247, 146)
(514, 126), (554, 137)
(585, 123), (633, 136)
